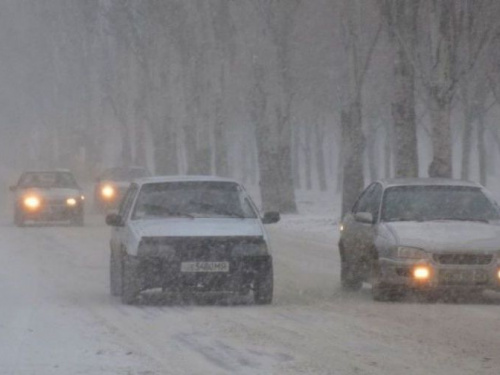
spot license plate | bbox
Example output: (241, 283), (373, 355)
(439, 270), (488, 285)
(181, 262), (230, 273)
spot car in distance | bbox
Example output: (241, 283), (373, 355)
(106, 176), (280, 304)
(94, 166), (150, 212)
(339, 178), (500, 301)
(10, 170), (85, 226)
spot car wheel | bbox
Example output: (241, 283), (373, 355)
(254, 262), (273, 305)
(109, 248), (123, 296)
(340, 260), (363, 291)
(121, 255), (142, 305)
(14, 209), (25, 227)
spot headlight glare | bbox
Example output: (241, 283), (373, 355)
(66, 198), (77, 206)
(396, 246), (428, 259)
(101, 185), (115, 199)
(23, 196), (41, 210)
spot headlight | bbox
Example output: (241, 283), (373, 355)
(101, 185), (115, 199)
(23, 195), (41, 210)
(396, 246), (428, 259)
(80, 195), (85, 201)
(66, 198), (77, 206)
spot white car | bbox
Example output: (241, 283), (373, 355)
(10, 170), (85, 226)
(106, 175), (280, 304)
(339, 178), (500, 301)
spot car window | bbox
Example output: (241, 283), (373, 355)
(131, 181), (258, 220)
(367, 183), (383, 220)
(352, 183), (376, 214)
(118, 184), (139, 219)
(381, 186), (500, 222)
(18, 172), (78, 189)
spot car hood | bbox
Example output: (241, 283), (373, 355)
(17, 188), (81, 200)
(130, 218), (264, 238)
(382, 221), (500, 253)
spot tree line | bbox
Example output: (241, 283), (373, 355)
(3, 0), (500, 215)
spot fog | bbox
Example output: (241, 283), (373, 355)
(2, 1), (500, 374)
(1, 1), (500, 211)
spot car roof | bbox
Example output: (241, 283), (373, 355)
(377, 178), (481, 189)
(134, 175), (241, 185)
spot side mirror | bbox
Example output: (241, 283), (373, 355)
(9, 185), (17, 192)
(262, 211), (280, 224)
(106, 213), (124, 227)
(354, 212), (374, 224)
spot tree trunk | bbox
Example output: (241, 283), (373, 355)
(214, 97), (229, 177)
(304, 126), (312, 190)
(428, 96), (452, 178)
(315, 122), (328, 191)
(460, 87), (473, 180)
(292, 124), (301, 189)
(366, 123), (378, 182)
(477, 111), (487, 186)
(153, 119), (178, 175)
(386, 0), (419, 178)
(341, 101), (365, 217)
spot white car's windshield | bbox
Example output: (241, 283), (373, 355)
(132, 181), (258, 219)
(381, 186), (500, 223)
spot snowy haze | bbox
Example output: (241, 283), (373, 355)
(1, 1), (500, 374)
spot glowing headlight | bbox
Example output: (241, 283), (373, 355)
(66, 198), (77, 206)
(497, 269), (500, 281)
(413, 266), (431, 280)
(101, 185), (115, 199)
(80, 195), (85, 201)
(396, 246), (428, 259)
(339, 223), (344, 232)
(24, 196), (41, 210)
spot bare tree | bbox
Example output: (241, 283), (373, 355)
(338, 0), (382, 217)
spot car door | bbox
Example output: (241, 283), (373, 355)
(110, 184), (139, 253)
(341, 183), (383, 262)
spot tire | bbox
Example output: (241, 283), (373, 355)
(109, 248), (123, 296)
(14, 209), (25, 227)
(121, 255), (142, 305)
(254, 262), (273, 305)
(340, 261), (363, 291)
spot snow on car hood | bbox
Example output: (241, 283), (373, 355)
(18, 188), (81, 200)
(382, 221), (500, 253)
(130, 218), (264, 238)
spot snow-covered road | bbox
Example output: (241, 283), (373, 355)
(1, 215), (500, 375)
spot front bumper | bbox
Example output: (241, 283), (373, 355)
(132, 255), (272, 294)
(18, 203), (83, 221)
(379, 257), (500, 291)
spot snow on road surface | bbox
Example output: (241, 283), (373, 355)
(0, 214), (500, 375)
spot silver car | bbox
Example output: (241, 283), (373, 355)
(339, 178), (500, 301)
(106, 176), (280, 304)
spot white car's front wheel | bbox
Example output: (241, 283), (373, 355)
(121, 255), (142, 305)
(109, 248), (123, 296)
